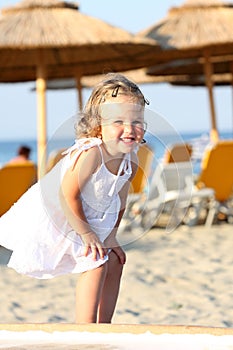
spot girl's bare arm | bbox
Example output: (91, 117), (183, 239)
(60, 147), (107, 260)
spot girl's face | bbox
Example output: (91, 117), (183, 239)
(100, 95), (146, 156)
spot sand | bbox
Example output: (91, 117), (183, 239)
(0, 222), (233, 327)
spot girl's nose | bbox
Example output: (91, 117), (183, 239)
(124, 122), (133, 132)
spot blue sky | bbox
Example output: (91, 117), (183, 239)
(0, 0), (232, 140)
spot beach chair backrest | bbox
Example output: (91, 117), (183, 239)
(0, 163), (37, 216)
(130, 144), (154, 194)
(164, 143), (193, 163)
(162, 162), (193, 192)
(196, 140), (233, 202)
(148, 161), (193, 202)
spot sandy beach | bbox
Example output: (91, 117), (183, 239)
(0, 222), (233, 328)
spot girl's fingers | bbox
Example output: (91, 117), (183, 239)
(82, 240), (107, 260)
(83, 245), (90, 257)
(95, 243), (106, 260)
(91, 245), (98, 260)
(84, 244), (105, 261)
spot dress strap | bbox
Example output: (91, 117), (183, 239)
(108, 153), (132, 197)
(62, 137), (102, 168)
(97, 143), (105, 165)
(116, 154), (128, 177)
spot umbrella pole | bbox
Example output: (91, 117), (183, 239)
(203, 52), (219, 142)
(231, 62), (233, 138)
(76, 75), (83, 112)
(36, 65), (47, 178)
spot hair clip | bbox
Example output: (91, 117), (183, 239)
(112, 85), (120, 97)
(141, 139), (147, 144)
(144, 98), (150, 105)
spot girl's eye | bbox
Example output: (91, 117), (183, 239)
(132, 121), (144, 128)
(113, 120), (124, 126)
(132, 120), (142, 126)
(110, 120), (146, 130)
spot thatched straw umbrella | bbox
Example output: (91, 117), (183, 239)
(140, 0), (233, 142)
(169, 73), (233, 87)
(146, 56), (233, 91)
(0, 0), (159, 176)
(82, 70), (191, 88)
(147, 57), (233, 77)
(147, 56), (233, 126)
(41, 68), (177, 90)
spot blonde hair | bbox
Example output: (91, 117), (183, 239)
(75, 73), (149, 139)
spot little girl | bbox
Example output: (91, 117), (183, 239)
(0, 73), (148, 323)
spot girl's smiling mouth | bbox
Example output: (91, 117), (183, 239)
(120, 137), (136, 144)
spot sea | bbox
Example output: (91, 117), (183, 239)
(0, 130), (232, 174)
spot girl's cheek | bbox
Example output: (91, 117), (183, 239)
(138, 130), (145, 141)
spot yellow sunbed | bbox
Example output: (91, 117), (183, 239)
(196, 140), (233, 224)
(130, 144), (154, 194)
(196, 140), (233, 202)
(164, 142), (193, 163)
(0, 162), (37, 216)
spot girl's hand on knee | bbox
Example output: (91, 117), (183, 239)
(80, 231), (107, 260)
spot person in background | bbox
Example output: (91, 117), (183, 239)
(6, 145), (32, 164)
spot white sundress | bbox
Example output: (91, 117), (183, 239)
(0, 138), (132, 279)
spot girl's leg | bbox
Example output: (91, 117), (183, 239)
(76, 263), (108, 323)
(97, 251), (124, 323)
